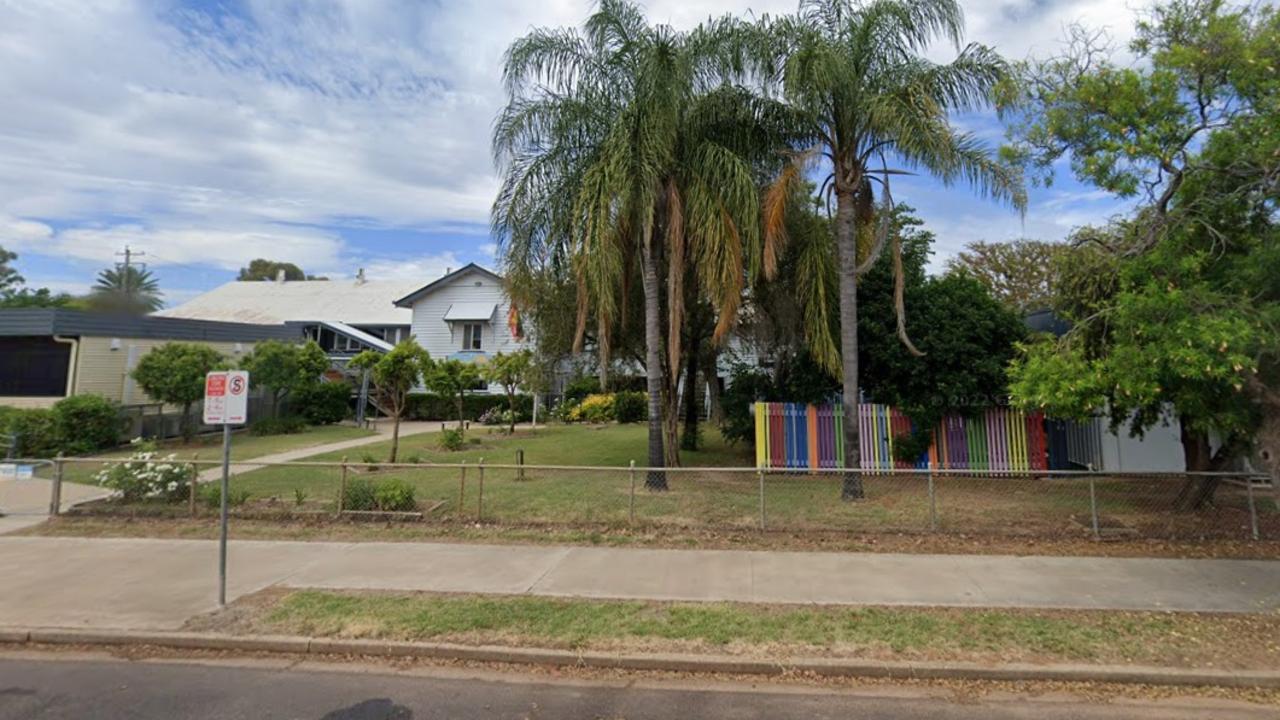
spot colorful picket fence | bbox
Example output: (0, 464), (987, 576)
(753, 402), (1054, 472)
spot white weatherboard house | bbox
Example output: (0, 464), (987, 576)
(393, 264), (528, 393)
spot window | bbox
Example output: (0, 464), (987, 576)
(462, 323), (483, 350)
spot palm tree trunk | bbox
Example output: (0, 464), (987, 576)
(640, 239), (667, 490)
(701, 348), (723, 425)
(835, 187), (864, 500)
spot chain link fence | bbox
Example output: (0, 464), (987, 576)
(9, 456), (1277, 541)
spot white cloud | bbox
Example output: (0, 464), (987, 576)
(360, 252), (465, 282)
(0, 0), (1151, 287)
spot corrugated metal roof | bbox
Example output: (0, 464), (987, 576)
(0, 309), (300, 342)
(443, 302), (497, 321)
(154, 279), (419, 326)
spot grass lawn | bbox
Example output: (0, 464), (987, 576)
(188, 588), (1280, 670)
(53, 424), (377, 485)
(217, 423), (1271, 539)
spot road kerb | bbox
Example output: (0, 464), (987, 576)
(2, 627), (1276, 689)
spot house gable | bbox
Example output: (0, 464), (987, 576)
(402, 265), (523, 379)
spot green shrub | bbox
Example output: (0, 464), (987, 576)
(342, 477), (378, 511)
(51, 394), (123, 454)
(359, 451), (379, 467)
(563, 375), (601, 403)
(402, 453), (423, 464)
(405, 393), (532, 422)
(374, 478), (417, 512)
(293, 488), (308, 506)
(249, 416), (307, 436)
(613, 391), (647, 423)
(199, 483), (251, 509)
(0, 407), (58, 457)
(438, 428), (465, 451)
(293, 382), (351, 425)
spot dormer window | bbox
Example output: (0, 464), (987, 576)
(462, 323), (483, 350)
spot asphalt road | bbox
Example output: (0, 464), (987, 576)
(0, 655), (1273, 720)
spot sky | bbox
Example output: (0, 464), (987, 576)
(0, 0), (1143, 307)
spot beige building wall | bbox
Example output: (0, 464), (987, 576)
(0, 397), (60, 409)
(72, 337), (253, 405)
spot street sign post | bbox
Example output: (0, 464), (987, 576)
(204, 370), (249, 606)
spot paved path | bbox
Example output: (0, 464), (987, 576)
(1, 536), (1277, 630)
(2, 656), (1271, 720)
(195, 419), (445, 483)
(0, 478), (110, 535)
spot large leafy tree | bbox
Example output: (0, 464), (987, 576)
(1003, 0), (1280, 505)
(349, 340), (431, 463)
(87, 264), (163, 314)
(493, 0), (792, 486)
(237, 259), (325, 281)
(945, 239), (1068, 312)
(738, 0), (1024, 497)
(131, 342), (226, 441)
(239, 340), (329, 416)
(0, 247), (74, 308)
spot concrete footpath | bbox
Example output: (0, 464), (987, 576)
(1, 536), (1278, 630)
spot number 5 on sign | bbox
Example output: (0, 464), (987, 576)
(203, 370), (249, 425)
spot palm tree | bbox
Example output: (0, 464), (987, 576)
(493, 0), (791, 486)
(89, 264), (164, 314)
(742, 0), (1025, 498)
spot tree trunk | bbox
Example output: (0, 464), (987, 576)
(681, 331), (700, 451)
(701, 348), (723, 426)
(640, 238), (667, 490)
(1174, 418), (1221, 511)
(507, 389), (517, 435)
(834, 186), (863, 500)
(181, 402), (194, 442)
(389, 412), (401, 463)
(456, 397), (465, 436)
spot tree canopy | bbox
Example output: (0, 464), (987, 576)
(239, 340), (329, 414)
(237, 259), (325, 281)
(349, 339), (431, 462)
(1002, 0), (1279, 498)
(130, 342), (226, 440)
(945, 239), (1069, 312)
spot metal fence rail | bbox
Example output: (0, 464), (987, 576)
(12, 457), (1277, 542)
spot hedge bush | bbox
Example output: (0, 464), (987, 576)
(0, 407), (58, 457)
(405, 393), (532, 422)
(249, 416), (308, 436)
(52, 394), (124, 455)
(613, 391), (647, 423)
(342, 477), (416, 512)
(0, 394), (124, 457)
(293, 381), (351, 425)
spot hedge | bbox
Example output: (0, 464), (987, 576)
(0, 394), (124, 457)
(405, 393), (533, 422)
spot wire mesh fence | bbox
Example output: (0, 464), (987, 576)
(7, 456), (1276, 541)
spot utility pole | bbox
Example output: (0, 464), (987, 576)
(115, 245), (145, 298)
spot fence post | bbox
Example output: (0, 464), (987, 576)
(758, 467), (766, 531)
(1245, 476), (1260, 541)
(517, 449), (525, 481)
(629, 460), (636, 525)
(1088, 474), (1101, 540)
(337, 455), (348, 515)
(927, 468), (937, 533)
(476, 457), (485, 523)
(49, 453), (64, 516)
(189, 453), (199, 517)
(458, 462), (467, 517)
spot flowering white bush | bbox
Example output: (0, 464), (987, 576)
(95, 439), (190, 502)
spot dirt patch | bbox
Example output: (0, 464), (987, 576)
(17, 514), (1280, 559)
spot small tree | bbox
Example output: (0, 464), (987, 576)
(424, 359), (482, 437)
(349, 339), (430, 463)
(239, 340), (329, 417)
(482, 350), (532, 434)
(131, 343), (225, 441)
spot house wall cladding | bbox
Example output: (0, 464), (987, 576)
(407, 267), (524, 392)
